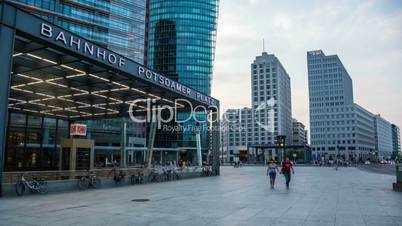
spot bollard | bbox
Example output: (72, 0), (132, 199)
(393, 164), (402, 192)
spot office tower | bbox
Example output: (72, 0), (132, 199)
(292, 119), (307, 146)
(251, 52), (292, 146)
(9, 0), (146, 63)
(308, 50), (376, 161)
(222, 51), (293, 163)
(353, 104), (376, 159)
(221, 108), (252, 162)
(392, 124), (401, 158)
(147, 0), (219, 157)
(147, 0), (219, 95)
(374, 115), (393, 159)
(307, 50), (375, 160)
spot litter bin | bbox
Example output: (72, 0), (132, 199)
(393, 164), (402, 192)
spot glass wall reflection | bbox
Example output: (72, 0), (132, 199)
(5, 113), (146, 171)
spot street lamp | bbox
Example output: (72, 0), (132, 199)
(336, 145), (340, 170)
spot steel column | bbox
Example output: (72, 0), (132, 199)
(211, 109), (220, 175)
(0, 5), (16, 196)
(120, 121), (127, 168)
(145, 109), (157, 169)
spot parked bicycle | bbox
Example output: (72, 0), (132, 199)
(162, 167), (176, 181)
(201, 166), (213, 177)
(130, 172), (144, 185)
(15, 174), (48, 196)
(108, 166), (125, 185)
(77, 171), (101, 190)
(172, 167), (182, 180)
(148, 168), (163, 182)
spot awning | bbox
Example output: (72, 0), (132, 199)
(3, 2), (219, 121)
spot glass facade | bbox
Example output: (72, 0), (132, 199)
(10, 0), (146, 63)
(147, 0), (218, 95)
(2, 0), (219, 171)
(147, 0), (219, 156)
(6, 112), (65, 171)
(5, 112), (146, 171)
(4, 0), (148, 171)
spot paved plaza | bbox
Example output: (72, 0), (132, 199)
(0, 166), (401, 226)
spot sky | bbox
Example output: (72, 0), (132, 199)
(212, 0), (402, 133)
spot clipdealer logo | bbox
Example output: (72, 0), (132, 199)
(254, 98), (276, 133)
(223, 98), (276, 132)
(128, 98), (219, 129)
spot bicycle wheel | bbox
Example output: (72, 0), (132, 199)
(38, 182), (48, 194)
(130, 175), (136, 185)
(92, 178), (101, 189)
(77, 177), (89, 190)
(15, 181), (25, 196)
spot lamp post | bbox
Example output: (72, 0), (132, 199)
(336, 145), (340, 170)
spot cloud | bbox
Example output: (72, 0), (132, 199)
(213, 0), (402, 132)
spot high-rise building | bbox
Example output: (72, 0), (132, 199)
(147, 0), (219, 95)
(221, 108), (252, 162)
(307, 50), (376, 161)
(147, 0), (219, 157)
(292, 119), (307, 146)
(9, 0), (147, 63)
(353, 104), (376, 157)
(374, 115), (393, 159)
(251, 52), (292, 146)
(392, 124), (401, 158)
(221, 51), (293, 163)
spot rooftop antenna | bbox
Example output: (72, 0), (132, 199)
(262, 38), (266, 53)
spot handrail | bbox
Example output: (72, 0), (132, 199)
(1, 166), (206, 183)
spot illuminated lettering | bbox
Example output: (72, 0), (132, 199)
(70, 36), (80, 50)
(108, 54), (117, 64)
(40, 23), (52, 38)
(138, 66), (145, 75)
(55, 31), (67, 45)
(145, 70), (152, 79)
(97, 48), (106, 60)
(165, 78), (171, 87)
(84, 42), (94, 55)
(39, 23), (130, 68)
(119, 58), (125, 67)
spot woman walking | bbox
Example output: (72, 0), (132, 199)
(267, 160), (279, 189)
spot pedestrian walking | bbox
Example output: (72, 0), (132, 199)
(281, 158), (294, 189)
(267, 160), (279, 189)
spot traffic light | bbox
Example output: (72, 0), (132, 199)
(276, 135), (286, 148)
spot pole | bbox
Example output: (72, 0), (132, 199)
(145, 109), (157, 169)
(196, 131), (202, 166)
(211, 109), (220, 175)
(120, 121), (127, 168)
(0, 11), (16, 196)
(336, 145), (339, 170)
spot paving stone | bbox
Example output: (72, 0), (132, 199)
(0, 166), (401, 226)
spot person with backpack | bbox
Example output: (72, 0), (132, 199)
(281, 158), (295, 189)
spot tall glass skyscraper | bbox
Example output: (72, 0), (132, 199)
(9, 0), (146, 63)
(147, 0), (219, 95)
(147, 0), (219, 158)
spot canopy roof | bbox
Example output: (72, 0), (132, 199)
(3, 2), (219, 120)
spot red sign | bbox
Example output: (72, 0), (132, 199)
(70, 124), (87, 136)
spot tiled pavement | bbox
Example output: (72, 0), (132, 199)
(0, 166), (401, 226)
